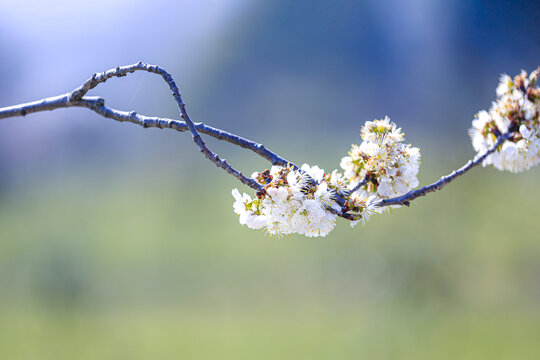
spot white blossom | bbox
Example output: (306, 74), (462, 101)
(231, 189), (267, 229)
(347, 191), (379, 227)
(496, 74), (512, 97)
(300, 163), (325, 182)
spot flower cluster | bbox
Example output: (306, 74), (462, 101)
(340, 116), (421, 201)
(469, 68), (540, 172)
(232, 164), (376, 237)
(232, 117), (421, 237)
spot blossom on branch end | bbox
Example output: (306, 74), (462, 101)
(470, 68), (540, 173)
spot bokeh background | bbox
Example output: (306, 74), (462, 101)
(1, 0), (540, 358)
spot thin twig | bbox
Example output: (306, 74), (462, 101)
(326, 206), (359, 221)
(0, 94), (292, 168)
(70, 62), (264, 190)
(376, 132), (511, 207)
(345, 175), (370, 196)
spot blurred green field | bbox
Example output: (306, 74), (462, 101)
(1, 159), (540, 359)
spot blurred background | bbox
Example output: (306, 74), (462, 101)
(1, 0), (540, 358)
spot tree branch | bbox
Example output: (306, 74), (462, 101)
(344, 175), (370, 196)
(376, 132), (511, 208)
(0, 62), (516, 224)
